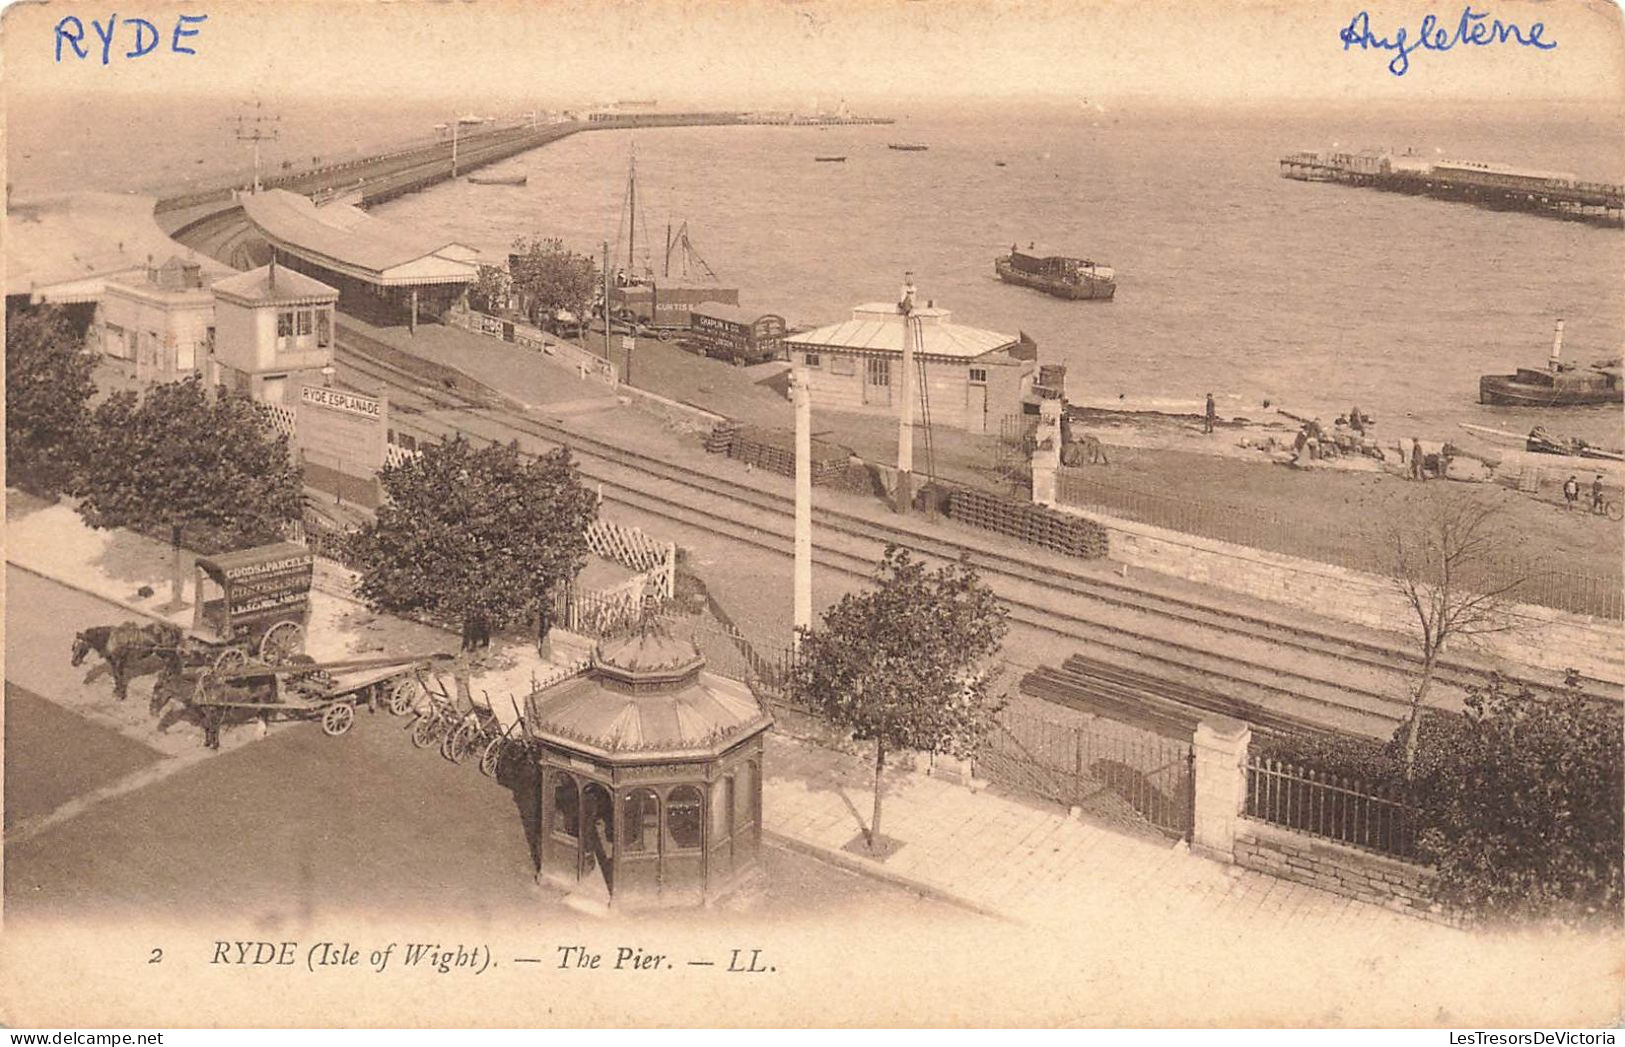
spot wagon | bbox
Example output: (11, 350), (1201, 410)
(186, 542), (315, 671)
(189, 652), (454, 747)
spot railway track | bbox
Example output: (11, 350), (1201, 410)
(331, 330), (1618, 738)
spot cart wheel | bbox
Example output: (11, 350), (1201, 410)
(479, 736), (505, 778)
(321, 702), (355, 737)
(259, 621), (305, 665)
(441, 719), (467, 762)
(410, 711), (440, 749)
(213, 647), (249, 673)
(388, 677), (424, 716)
(656, 329), (672, 343)
(1608, 500), (1624, 523)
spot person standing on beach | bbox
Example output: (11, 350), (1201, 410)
(1410, 438), (1425, 481)
(1592, 474), (1606, 514)
(1204, 393), (1216, 434)
(1564, 475), (1580, 510)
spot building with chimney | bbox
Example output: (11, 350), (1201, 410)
(209, 260), (339, 404)
(96, 256), (222, 384)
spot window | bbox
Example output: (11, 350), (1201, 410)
(666, 785), (703, 850)
(802, 352), (821, 368)
(205, 326), (216, 355)
(623, 789), (660, 854)
(969, 368), (988, 384)
(177, 340), (195, 371)
(316, 311), (332, 348)
(866, 356), (891, 387)
(551, 772), (580, 840)
(296, 310), (313, 337)
(830, 355), (855, 376)
(277, 311), (295, 339)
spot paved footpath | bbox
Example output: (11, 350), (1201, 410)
(19, 488), (1625, 1021)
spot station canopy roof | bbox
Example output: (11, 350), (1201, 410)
(4, 192), (232, 302)
(786, 302), (1016, 360)
(240, 189), (481, 288)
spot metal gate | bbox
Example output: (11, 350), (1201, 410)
(976, 704), (1194, 839)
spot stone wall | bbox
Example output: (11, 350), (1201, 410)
(1051, 504), (1625, 684)
(1235, 819), (1446, 921)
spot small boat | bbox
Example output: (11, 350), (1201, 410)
(1478, 321), (1623, 407)
(995, 247), (1116, 301)
(815, 156), (847, 163)
(468, 173), (528, 186)
(888, 143), (928, 151)
(994, 161), (1007, 167)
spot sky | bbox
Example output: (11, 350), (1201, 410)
(1, 0), (1622, 109)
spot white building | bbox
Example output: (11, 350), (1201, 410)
(98, 257), (219, 383)
(209, 261), (340, 404)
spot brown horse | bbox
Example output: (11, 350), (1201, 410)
(71, 622), (184, 701)
(150, 658), (304, 748)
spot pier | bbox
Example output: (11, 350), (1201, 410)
(1279, 150), (1624, 227)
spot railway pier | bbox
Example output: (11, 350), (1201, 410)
(1279, 150), (1625, 227)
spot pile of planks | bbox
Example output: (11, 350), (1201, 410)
(728, 426), (850, 485)
(946, 487), (1109, 558)
(704, 421), (741, 454)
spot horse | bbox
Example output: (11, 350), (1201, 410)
(71, 622), (184, 702)
(150, 656), (307, 748)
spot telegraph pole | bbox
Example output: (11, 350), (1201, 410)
(793, 365), (813, 648)
(896, 272), (917, 515)
(451, 118), (460, 179)
(235, 103), (280, 194)
(602, 240), (612, 365)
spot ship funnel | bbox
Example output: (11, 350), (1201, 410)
(1550, 319), (1566, 369)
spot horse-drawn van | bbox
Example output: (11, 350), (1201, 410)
(191, 541), (314, 667)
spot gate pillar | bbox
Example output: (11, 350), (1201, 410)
(1191, 716), (1251, 863)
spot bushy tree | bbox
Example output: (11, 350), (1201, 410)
(6, 305), (96, 497)
(509, 236), (598, 330)
(77, 376), (304, 605)
(351, 435), (598, 650)
(1405, 674), (1623, 927)
(792, 546), (1008, 849)
(470, 264), (513, 315)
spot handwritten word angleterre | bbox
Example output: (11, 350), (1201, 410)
(55, 14), (207, 64)
(1339, 7), (1555, 77)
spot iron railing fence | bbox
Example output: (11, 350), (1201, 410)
(1055, 468), (1623, 620)
(1244, 755), (1419, 859)
(976, 704), (1194, 839)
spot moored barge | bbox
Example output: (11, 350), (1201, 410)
(1479, 321), (1623, 407)
(995, 248), (1116, 301)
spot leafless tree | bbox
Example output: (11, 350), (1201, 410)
(1389, 494), (1527, 779)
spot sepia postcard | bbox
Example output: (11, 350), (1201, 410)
(2, 0), (1622, 1029)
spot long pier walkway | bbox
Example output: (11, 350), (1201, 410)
(1279, 151), (1624, 227)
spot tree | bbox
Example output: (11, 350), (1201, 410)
(509, 236), (598, 330)
(6, 305), (96, 497)
(1387, 493), (1525, 779)
(791, 546), (1009, 849)
(350, 435), (598, 650)
(1405, 674), (1623, 927)
(470, 263), (513, 315)
(77, 375), (304, 606)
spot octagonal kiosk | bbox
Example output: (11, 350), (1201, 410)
(527, 631), (772, 909)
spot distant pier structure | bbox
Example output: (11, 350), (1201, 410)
(1279, 149), (1624, 227)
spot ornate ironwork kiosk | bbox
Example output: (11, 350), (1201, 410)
(527, 631), (772, 909)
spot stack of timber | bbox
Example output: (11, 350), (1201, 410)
(704, 421), (742, 454)
(1021, 654), (1342, 740)
(728, 426), (850, 484)
(946, 487), (1109, 558)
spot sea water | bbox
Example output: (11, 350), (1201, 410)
(9, 94), (1623, 447)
